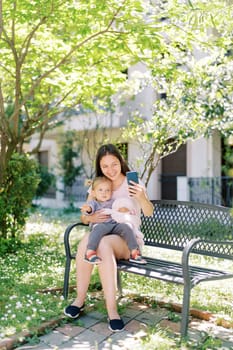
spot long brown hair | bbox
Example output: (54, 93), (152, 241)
(95, 144), (130, 176)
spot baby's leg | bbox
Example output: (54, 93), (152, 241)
(85, 223), (115, 264)
(113, 223), (147, 264)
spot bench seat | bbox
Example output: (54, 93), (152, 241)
(117, 256), (233, 286)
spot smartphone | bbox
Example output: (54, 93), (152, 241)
(126, 171), (139, 185)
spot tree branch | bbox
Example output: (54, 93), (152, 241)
(20, 16), (48, 65)
(0, 0), (2, 38)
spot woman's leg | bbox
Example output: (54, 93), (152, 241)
(97, 235), (130, 320)
(71, 233), (94, 307)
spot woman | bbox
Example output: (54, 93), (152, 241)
(64, 144), (153, 332)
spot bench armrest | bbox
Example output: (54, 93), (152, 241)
(64, 222), (88, 259)
(182, 238), (233, 282)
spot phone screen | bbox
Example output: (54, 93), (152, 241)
(126, 171), (139, 185)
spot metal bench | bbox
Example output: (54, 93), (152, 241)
(63, 200), (233, 338)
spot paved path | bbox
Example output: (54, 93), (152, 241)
(9, 301), (233, 350)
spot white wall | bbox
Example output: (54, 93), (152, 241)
(187, 131), (221, 178)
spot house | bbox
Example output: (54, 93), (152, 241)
(30, 63), (232, 208)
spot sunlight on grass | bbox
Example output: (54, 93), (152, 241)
(0, 207), (82, 340)
(0, 292), (65, 338)
(141, 328), (181, 350)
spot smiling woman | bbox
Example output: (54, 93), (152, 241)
(64, 143), (153, 332)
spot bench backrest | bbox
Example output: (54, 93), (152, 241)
(141, 200), (233, 260)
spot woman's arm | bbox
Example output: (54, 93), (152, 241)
(139, 195), (154, 216)
(128, 183), (154, 216)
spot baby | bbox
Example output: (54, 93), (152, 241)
(81, 176), (146, 265)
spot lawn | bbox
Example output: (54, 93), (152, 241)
(0, 206), (232, 348)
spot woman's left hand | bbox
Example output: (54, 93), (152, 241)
(128, 181), (154, 216)
(128, 182), (146, 201)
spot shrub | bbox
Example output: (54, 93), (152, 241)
(35, 164), (56, 198)
(0, 153), (40, 241)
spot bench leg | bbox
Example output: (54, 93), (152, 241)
(63, 258), (71, 299)
(117, 270), (123, 297)
(181, 284), (191, 338)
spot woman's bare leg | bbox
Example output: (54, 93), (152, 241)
(97, 235), (130, 320)
(69, 233), (129, 320)
(71, 233), (93, 307)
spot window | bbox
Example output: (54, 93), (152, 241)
(37, 150), (56, 198)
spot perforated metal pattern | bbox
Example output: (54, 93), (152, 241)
(141, 200), (233, 259)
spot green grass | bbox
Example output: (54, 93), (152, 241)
(0, 207), (83, 339)
(0, 206), (232, 348)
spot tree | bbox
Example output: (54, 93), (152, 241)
(0, 0), (158, 186)
(122, 0), (233, 185)
(0, 0), (161, 237)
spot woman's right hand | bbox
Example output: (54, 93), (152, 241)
(82, 210), (110, 224)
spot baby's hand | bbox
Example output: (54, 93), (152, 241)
(118, 207), (130, 213)
(81, 204), (92, 214)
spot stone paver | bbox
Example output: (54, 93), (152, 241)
(123, 308), (143, 319)
(72, 313), (101, 328)
(124, 319), (148, 334)
(71, 328), (107, 346)
(39, 330), (70, 347)
(160, 319), (181, 334)
(56, 324), (86, 337)
(134, 307), (168, 326)
(2, 301), (233, 350)
(90, 321), (113, 337)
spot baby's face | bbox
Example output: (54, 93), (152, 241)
(93, 181), (112, 202)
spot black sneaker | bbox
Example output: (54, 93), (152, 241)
(108, 318), (125, 332)
(64, 304), (85, 319)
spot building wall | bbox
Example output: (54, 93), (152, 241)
(187, 130), (221, 178)
(178, 131), (221, 202)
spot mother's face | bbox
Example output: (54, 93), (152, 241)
(100, 154), (122, 181)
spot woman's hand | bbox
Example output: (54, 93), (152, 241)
(128, 182), (146, 200)
(128, 182), (154, 216)
(81, 209), (110, 224)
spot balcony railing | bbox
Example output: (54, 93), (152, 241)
(64, 176), (88, 202)
(188, 176), (233, 208)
